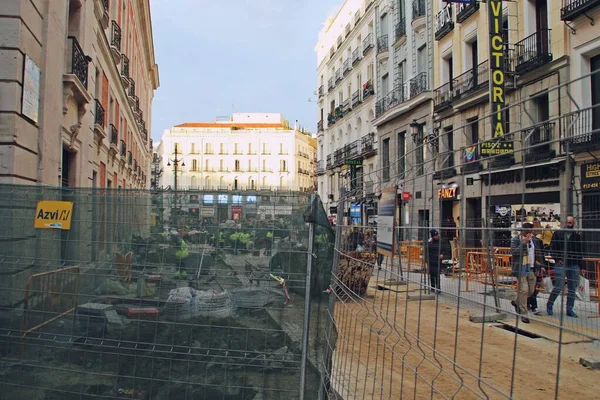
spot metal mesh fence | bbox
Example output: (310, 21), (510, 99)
(319, 66), (600, 399)
(0, 185), (334, 400)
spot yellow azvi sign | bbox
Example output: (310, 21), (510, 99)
(33, 201), (74, 230)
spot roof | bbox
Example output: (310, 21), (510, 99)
(174, 122), (286, 129)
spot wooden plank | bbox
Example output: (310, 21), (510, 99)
(499, 319), (593, 344)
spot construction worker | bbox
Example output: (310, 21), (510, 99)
(265, 231), (273, 256)
(171, 234), (189, 275)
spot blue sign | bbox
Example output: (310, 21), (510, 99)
(350, 203), (361, 217)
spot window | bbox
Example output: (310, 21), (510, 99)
(281, 160), (287, 172)
(592, 54), (600, 132)
(220, 143), (225, 154)
(248, 143), (253, 154)
(367, 62), (374, 81)
(467, 117), (479, 146)
(205, 159), (210, 171)
(381, 73), (390, 95)
(234, 143), (240, 154)
(396, 60), (406, 85)
(191, 143), (197, 154)
(416, 126), (424, 176)
(220, 159), (224, 171)
(443, 126), (454, 167)
(192, 159), (198, 171)
(262, 159), (267, 171)
(417, 45), (426, 74)
(397, 131), (406, 176)
(279, 143), (286, 155)
(174, 143), (181, 153)
(205, 143), (212, 154)
(235, 160), (241, 171)
(382, 138), (390, 181)
(262, 143), (269, 154)
(248, 159), (252, 171)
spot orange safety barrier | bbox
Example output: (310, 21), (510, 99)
(464, 251), (516, 292)
(21, 266), (80, 359)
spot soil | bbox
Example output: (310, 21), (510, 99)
(331, 284), (600, 400)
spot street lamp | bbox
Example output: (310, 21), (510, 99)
(167, 146), (185, 229)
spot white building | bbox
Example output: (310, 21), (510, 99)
(158, 113), (316, 192)
(315, 0), (379, 225)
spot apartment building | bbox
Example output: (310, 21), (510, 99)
(561, 0), (600, 253)
(371, 0), (434, 240)
(429, 0), (573, 247)
(159, 113), (316, 193)
(315, 0), (379, 226)
(0, 0), (159, 188)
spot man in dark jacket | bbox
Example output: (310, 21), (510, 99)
(427, 229), (444, 294)
(547, 216), (583, 317)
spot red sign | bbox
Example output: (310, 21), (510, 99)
(232, 206), (243, 221)
(401, 192), (411, 201)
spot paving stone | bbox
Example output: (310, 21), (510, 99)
(469, 313), (506, 323)
(580, 356), (600, 370)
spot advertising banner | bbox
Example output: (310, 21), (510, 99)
(377, 186), (397, 257)
(34, 201), (73, 230)
(581, 161), (600, 191)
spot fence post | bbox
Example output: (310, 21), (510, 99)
(299, 196), (316, 400)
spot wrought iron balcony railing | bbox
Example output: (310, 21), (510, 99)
(128, 79), (136, 97)
(352, 48), (361, 65)
(457, 0), (479, 23)
(515, 29), (552, 75)
(121, 54), (129, 78)
(335, 69), (342, 83)
(351, 90), (361, 108)
(363, 79), (375, 99)
(412, 0), (426, 20)
(127, 151), (132, 165)
(433, 81), (452, 111)
(523, 122), (556, 164)
(110, 124), (118, 145)
(452, 60), (489, 101)
(91, 101), (104, 130)
(120, 140), (126, 157)
(317, 120), (323, 132)
(103, 0), (109, 11)
(110, 20), (121, 51)
(408, 72), (428, 99)
(317, 160), (325, 175)
(561, 0), (600, 21)
(435, 4), (454, 41)
(363, 33), (374, 55)
(343, 59), (351, 75)
(563, 106), (600, 151)
(318, 85), (324, 97)
(67, 36), (90, 89)
(377, 34), (388, 55)
(328, 77), (334, 90)
(394, 18), (406, 42)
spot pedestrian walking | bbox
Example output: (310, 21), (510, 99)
(547, 216), (583, 318)
(510, 222), (536, 323)
(427, 229), (443, 294)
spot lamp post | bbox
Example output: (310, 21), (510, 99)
(167, 146), (185, 229)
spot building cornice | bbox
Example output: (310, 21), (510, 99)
(135, 0), (160, 90)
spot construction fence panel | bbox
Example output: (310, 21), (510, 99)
(0, 185), (334, 400)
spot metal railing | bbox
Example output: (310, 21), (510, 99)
(127, 151), (132, 165)
(363, 33), (374, 55)
(351, 90), (361, 108)
(110, 20), (121, 51)
(457, 0), (480, 23)
(523, 122), (555, 164)
(128, 79), (136, 97)
(318, 85), (324, 97)
(433, 81), (452, 110)
(335, 68), (342, 83)
(317, 120), (323, 132)
(326, 154), (333, 168)
(394, 18), (406, 42)
(563, 106), (600, 150)
(328, 77), (334, 90)
(435, 4), (454, 40)
(109, 124), (118, 144)
(408, 72), (428, 99)
(94, 99), (105, 128)
(452, 60), (489, 101)
(412, 0), (426, 20)
(515, 29), (552, 74)
(343, 59), (351, 74)
(66, 36), (90, 89)
(376, 34), (388, 55)
(352, 47), (361, 65)
(363, 79), (374, 99)
(120, 140), (126, 157)
(121, 54), (129, 78)
(561, 0), (600, 21)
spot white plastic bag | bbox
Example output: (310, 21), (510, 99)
(356, 244), (364, 252)
(576, 275), (590, 302)
(543, 276), (553, 293)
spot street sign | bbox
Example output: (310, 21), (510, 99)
(401, 191), (411, 201)
(345, 159), (363, 166)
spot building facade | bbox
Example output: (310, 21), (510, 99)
(158, 113), (317, 193)
(0, 0), (159, 188)
(315, 0), (379, 227)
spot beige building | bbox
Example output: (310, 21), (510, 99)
(159, 113), (317, 193)
(0, 0), (159, 188)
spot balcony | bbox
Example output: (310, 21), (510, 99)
(376, 34), (388, 56)
(408, 72), (428, 99)
(326, 154), (333, 169)
(561, 0), (600, 21)
(109, 20), (121, 63)
(433, 151), (457, 180)
(64, 36), (92, 114)
(341, 99), (350, 113)
(394, 18), (406, 44)
(351, 90), (361, 108)
(452, 60), (489, 102)
(318, 85), (324, 98)
(376, 86), (404, 117)
(335, 69), (342, 83)
(127, 151), (132, 166)
(523, 122), (556, 164)
(93, 99), (106, 146)
(328, 77), (335, 90)
(334, 148), (345, 166)
(327, 113), (337, 126)
(412, 0), (426, 30)
(456, 0), (479, 23)
(93, 0), (109, 29)
(363, 79), (375, 99)
(343, 59), (351, 75)
(317, 120), (323, 132)
(435, 4), (454, 41)
(433, 81), (452, 112)
(128, 79), (136, 106)
(363, 34), (374, 55)
(352, 48), (361, 66)
(120, 54), (130, 87)
(361, 134), (376, 157)
(563, 106), (600, 152)
(120, 140), (127, 158)
(109, 124), (118, 145)
(317, 160), (326, 175)
(515, 29), (552, 75)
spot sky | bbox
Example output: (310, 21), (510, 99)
(149, 0), (342, 142)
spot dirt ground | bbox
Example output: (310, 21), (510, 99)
(330, 282), (599, 400)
